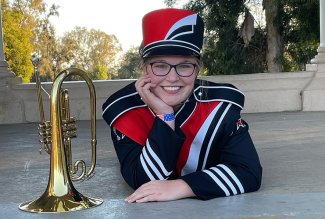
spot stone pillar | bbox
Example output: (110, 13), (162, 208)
(320, 0), (325, 48)
(0, 3), (23, 124)
(309, 0), (325, 66)
(303, 0), (325, 111)
(0, 2), (15, 87)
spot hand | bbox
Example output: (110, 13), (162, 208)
(135, 75), (173, 114)
(124, 179), (195, 203)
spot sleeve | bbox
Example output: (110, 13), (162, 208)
(180, 104), (262, 200)
(111, 117), (186, 189)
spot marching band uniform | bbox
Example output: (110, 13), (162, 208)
(102, 8), (262, 200)
(102, 79), (262, 200)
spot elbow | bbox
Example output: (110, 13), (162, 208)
(246, 166), (263, 193)
(121, 166), (148, 190)
(121, 169), (139, 190)
(251, 176), (262, 192)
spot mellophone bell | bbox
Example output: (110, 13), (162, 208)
(19, 58), (103, 213)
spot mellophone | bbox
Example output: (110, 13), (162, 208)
(19, 58), (103, 213)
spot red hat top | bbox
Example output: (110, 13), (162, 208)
(140, 8), (204, 58)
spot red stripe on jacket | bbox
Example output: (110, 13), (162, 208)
(113, 107), (154, 146)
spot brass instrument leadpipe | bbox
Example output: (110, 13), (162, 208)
(32, 57), (45, 123)
(32, 57), (51, 154)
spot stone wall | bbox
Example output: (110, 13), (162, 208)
(0, 70), (322, 124)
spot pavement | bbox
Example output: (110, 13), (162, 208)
(1, 111), (325, 218)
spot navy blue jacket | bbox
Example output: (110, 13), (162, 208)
(102, 79), (262, 200)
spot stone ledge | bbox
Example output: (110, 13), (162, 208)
(302, 77), (325, 111)
(0, 71), (320, 124)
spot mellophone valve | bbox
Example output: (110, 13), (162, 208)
(37, 92), (78, 155)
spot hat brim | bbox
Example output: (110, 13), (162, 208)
(143, 47), (200, 58)
(141, 41), (201, 58)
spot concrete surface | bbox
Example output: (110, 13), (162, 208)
(1, 111), (325, 218)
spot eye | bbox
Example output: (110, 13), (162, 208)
(178, 64), (193, 69)
(153, 63), (169, 70)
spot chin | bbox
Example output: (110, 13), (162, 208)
(163, 98), (185, 107)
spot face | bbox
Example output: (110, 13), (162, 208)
(143, 56), (200, 108)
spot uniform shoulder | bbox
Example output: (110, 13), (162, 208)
(102, 81), (137, 110)
(194, 79), (245, 109)
(102, 81), (145, 126)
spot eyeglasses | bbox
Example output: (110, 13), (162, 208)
(147, 62), (197, 77)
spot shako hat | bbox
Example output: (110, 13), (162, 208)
(140, 8), (204, 58)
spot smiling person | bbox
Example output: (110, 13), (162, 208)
(102, 8), (262, 203)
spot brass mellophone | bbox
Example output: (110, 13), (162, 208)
(19, 58), (103, 213)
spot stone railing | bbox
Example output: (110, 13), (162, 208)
(1, 69), (324, 124)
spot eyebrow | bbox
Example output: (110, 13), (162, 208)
(149, 60), (195, 64)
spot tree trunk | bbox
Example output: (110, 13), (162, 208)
(264, 0), (282, 72)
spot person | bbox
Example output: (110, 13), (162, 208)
(102, 8), (262, 203)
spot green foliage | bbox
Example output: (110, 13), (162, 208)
(183, 0), (320, 74)
(186, 0), (267, 75)
(116, 47), (142, 79)
(91, 64), (109, 80)
(164, 0), (177, 7)
(32, 3), (59, 81)
(279, 0), (319, 71)
(2, 0), (60, 82)
(2, 0), (121, 82)
(59, 27), (121, 80)
(2, 0), (34, 82)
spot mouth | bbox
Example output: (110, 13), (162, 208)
(163, 86), (181, 91)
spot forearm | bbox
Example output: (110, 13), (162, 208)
(180, 131), (262, 200)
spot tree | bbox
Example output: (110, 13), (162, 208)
(2, 0), (59, 82)
(59, 27), (121, 80)
(31, 2), (59, 81)
(263, 0), (282, 72)
(280, 0), (319, 71)
(91, 64), (109, 80)
(186, 0), (267, 75)
(116, 47), (142, 79)
(2, 0), (34, 82)
(165, 0), (319, 74)
(263, 0), (319, 72)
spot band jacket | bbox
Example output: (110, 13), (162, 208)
(102, 79), (262, 200)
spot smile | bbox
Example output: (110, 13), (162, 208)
(163, 86), (181, 91)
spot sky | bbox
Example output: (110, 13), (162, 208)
(45, 0), (187, 52)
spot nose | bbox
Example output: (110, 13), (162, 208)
(166, 66), (179, 81)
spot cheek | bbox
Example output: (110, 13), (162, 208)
(148, 73), (164, 85)
(183, 77), (196, 87)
